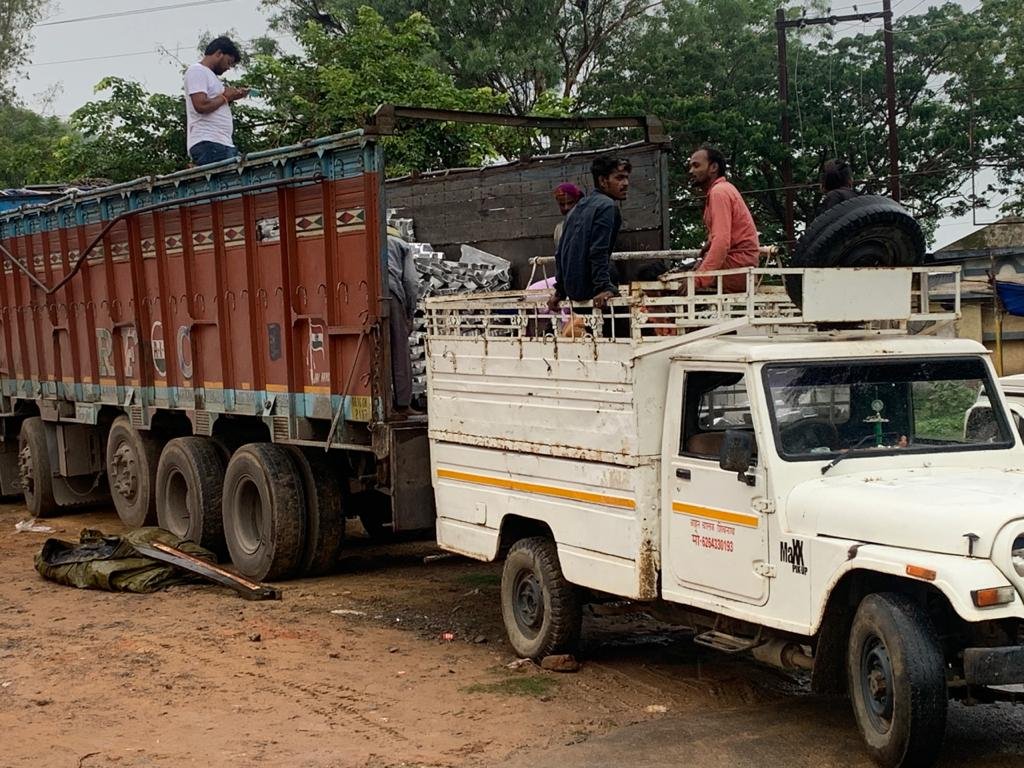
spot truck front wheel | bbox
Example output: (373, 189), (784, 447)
(500, 537), (581, 660)
(847, 592), (947, 768)
(18, 417), (57, 518)
(106, 416), (161, 527)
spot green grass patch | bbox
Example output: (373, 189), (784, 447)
(455, 571), (501, 588)
(464, 675), (558, 698)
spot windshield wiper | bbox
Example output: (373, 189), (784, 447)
(820, 434), (891, 475)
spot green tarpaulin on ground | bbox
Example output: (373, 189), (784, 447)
(35, 527), (217, 593)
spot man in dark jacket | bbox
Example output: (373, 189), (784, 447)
(548, 156), (631, 312)
(387, 228), (420, 415)
(818, 159), (857, 213)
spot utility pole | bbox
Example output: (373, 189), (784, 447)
(774, 6), (901, 246)
(775, 8), (795, 248)
(882, 0), (901, 201)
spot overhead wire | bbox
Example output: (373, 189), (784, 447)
(30, 49), (167, 67)
(36, 0), (237, 27)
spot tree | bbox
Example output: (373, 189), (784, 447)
(244, 7), (507, 174)
(54, 78), (191, 183)
(0, 102), (68, 186)
(0, 0), (46, 100)
(579, 0), (1024, 247)
(261, 0), (656, 114)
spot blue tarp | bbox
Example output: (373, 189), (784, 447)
(996, 280), (1024, 317)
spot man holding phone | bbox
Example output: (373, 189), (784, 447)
(184, 36), (248, 166)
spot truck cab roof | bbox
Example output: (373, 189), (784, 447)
(670, 334), (988, 365)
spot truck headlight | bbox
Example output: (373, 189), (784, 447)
(1014, 536), (1024, 577)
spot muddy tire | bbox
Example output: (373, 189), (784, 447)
(18, 417), (57, 518)
(287, 447), (344, 576)
(785, 195), (925, 307)
(105, 416), (161, 527)
(222, 443), (305, 581)
(156, 437), (227, 555)
(500, 537), (582, 660)
(847, 592), (947, 768)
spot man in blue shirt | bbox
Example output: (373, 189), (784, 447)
(547, 156), (631, 313)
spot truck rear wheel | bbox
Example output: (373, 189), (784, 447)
(222, 443), (306, 581)
(156, 437), (227, 555)
(287, 448), (344, 576)
(18, 417), (57, 518)
(501, 536), (582, 660)
(106, 416), (161, 527)
(847, 592), (947, 768)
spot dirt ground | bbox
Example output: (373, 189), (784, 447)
(0, 501), (811, 768)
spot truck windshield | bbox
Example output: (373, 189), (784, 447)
(763, 357), (1014, 460)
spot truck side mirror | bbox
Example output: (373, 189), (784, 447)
(720, 429), (755, 485)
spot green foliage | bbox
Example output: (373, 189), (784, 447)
(244, 7), (507, 175)
(580, 0), (1024, 247)
(54, 78), (187, 183)
(262, 0), (655, 114)
(54, 76), (262, 184)
(0, 102), (68, 187)
(912, 381), (980, 441)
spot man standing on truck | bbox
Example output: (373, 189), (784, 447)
(689, 144), (760, 293)
(547, 156), (631, 312)
(387, 227), (421, 416)
(184, 37), (248, 166)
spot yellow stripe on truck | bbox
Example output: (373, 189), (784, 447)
(436, 468), (636, 510)
(672, 501), (759, 528)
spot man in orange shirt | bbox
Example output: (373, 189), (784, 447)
(688, 144), (760, 292)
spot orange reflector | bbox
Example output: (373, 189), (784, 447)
(971, 586), (1016, 608)
(906, 565), (936, 581)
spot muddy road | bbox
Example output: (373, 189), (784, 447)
(1, 502), (1021, 767)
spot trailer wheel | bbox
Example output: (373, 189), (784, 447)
(222, 444), (306, 581)
(106, 416), (161, 527)
(18, 417), (57, 518)
(287, 448), (344, 576)
(501, 537), (582, 660)
(156, 437), (227, 555)
(847, 592), (947, 768)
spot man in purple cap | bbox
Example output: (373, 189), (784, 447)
(553, 182), (583, 247)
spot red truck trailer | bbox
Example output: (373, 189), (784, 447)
(0, 106), (670, 580)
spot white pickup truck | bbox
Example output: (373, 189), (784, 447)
(424, 266), (1024, 768)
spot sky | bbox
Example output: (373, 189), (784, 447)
(14, 0), (999, 250)
(17, 0), (278, 116)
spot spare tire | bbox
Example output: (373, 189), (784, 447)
(785, 195), (925, 307)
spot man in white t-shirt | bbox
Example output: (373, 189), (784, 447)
(184, 36), (248, 166)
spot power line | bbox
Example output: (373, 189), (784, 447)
(29, 49), (165, 67)
(36, 0), (236, 28)
(28, 35), (267, 68)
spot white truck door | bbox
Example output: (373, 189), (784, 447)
(664, 369), (770, 605)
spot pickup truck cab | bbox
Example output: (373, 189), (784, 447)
(425, 266), (1024, 768)
(968, 374), (1024, 440)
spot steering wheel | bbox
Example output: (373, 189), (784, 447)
(780, 418), (840, 454)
